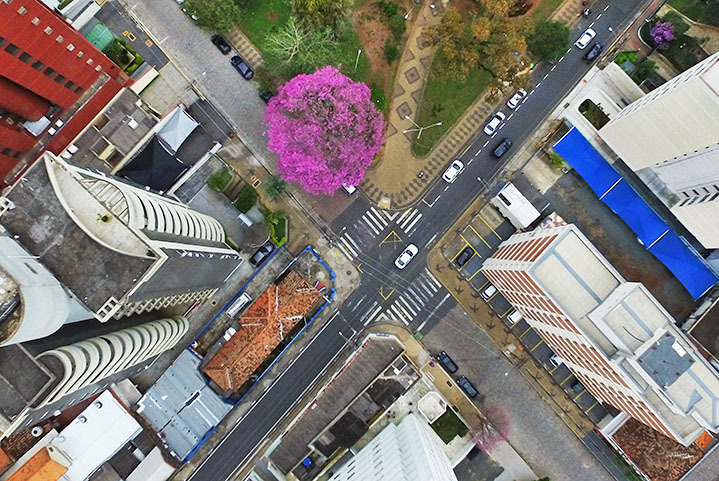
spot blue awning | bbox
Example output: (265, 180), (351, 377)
(601, 180), (669, 247)
(649, 232), (718, 300)
(553, 127), (718, 300)
(553, 128), (621, 197)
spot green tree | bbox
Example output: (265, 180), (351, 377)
(290, 0), (350, 30)
(631, 58), (657, 83)
(234, 185), (258, 213)
(528, 20), (570, 61)
(183, 0), (241, 33)
(263, 16), (335, 72)
(261, 208), (286, 241)
(264, 174), (287, 200)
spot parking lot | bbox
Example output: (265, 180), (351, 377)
(442, 201), (609, 425)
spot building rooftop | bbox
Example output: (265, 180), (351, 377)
(0, 157), (154, 312)
(269, 336), (404, 474)
(203, 271), (323, 392)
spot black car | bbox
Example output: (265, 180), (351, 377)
(259, 90), (274, 103)
(454, 247), (473, 268)
(211, 34), (231, 55)
(583, 42), (603, 62)
(457, 376), (480, 399)
(231, 55), (254, 80)
(436, 351), (458, 374)
(250, 242), (274, 267)
(492, 138), (512, 158)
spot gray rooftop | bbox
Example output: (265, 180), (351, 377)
(637, 333), (695, 388)
(1, 161), (154, 312)
(269, 337), (404, 473)
(0, 345), (54, 428)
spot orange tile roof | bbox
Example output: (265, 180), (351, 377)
(0, 448), (11, 474)
(204, 271), (322, 392)
(7, 447), (67, 481)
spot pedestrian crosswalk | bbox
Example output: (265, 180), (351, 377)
(396, 208), (423, 236)
(372, 268), (444, 326)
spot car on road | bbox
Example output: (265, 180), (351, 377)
(574, 28), (596, 49)
(480, 283), (497, 300)
(583, 42), (603, 62)
(211, 34), (231, 55)
(506, 89), (527, 110)
(436, 351), (458, 374)
(457, 376), (480, 399)
(506, 308), (523, 325)
(394, 243), (418, 269)
(550, 354), (563, 368)
(231, 55), (254, 80)
(492, 138), (512, 158)
(226, 292), (252, 318)
(483, 112), (506, 135)
(259, 90), (274, 103)
(442, 159), (464, 183)
(250, 242), (274, 267)
(454, 247), (473, 268)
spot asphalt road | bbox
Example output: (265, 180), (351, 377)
(184, 1), (649, 479)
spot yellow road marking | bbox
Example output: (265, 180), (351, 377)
(467, 267), (483, 281)
(380, 230), (403, 246)
(469, 224), (491, 248)
(518, 326), (532, 339)
(477, 279), (489, 290)
(529, 340), (544, 352)
(560, 374), (573, 386)
(549, 365), (559, 374)
(354, 263), (363, 273)
(478, 214), (501, 239)
(378, 286), (395, 300)
(450, 241), (470, 261)
(585, 401), (599, 413)
(501, 307), (513, 317)
(573, 390), (585, 401)
(459, 234), (480, 257)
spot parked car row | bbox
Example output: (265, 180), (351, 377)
(209, 34), (277, 102)
(435, 351), (481, 399)
(574, 27), (603, 62)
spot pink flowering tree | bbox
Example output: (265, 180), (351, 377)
(650, 21), (675, 50)
(264, 66), (385, 195)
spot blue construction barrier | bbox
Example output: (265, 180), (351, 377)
(554, 128), (717, 300)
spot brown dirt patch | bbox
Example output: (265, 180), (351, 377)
(266, 11), (277, 22)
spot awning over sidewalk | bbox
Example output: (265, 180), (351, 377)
(553, 127), (718, 300)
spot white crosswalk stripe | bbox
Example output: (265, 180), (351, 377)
(398, 209), (421, 231)
(339, 235), (358, 258)
(361, 213), (381, 235)
(425, 268), (442, 288)
(363, 304), (383, 326)
(376, 273), (449, 326)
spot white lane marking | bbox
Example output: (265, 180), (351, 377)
(382, 210), (399, 221)
(483, 140), (489, 147)
(529, 89), (535, 96)
(425, 232), (439, 250)
(407, 287), (425, 304)
(369, 207), (389, 226)
(543, 73), (549, 80)
(566, 48), (572, 53)
(589, 21), (595, 28)
(399, 209), (420, 230)
(444, 185), (450, 192)
(337, 242), (355, 260)
(535, 82), (542, 88)
(491, 132), (497, 138)
(507, 113), (514, 120)
(402, 291), (422, 312)
(363, 304), (383, 326)
(361, 214), (380, 235)
(603, 4), (609, 11)
(416, 293), (451, 332)
(339, 236), (358, 258)
(551, 65), (557, 71)
(404, 212), (423, 233)
(498, 124), (505, 130)
(558, 55), (565, 62)
(349, 294), (367, 312)
(596, 13), (602, 19)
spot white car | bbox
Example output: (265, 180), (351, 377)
(483, 112), (506, 135)
(506, 308), (523, 325)
(395, 244), (418, 269)
(342, 184), (357, 195)
(480, 283), (497, 300)
(442, 160), (464, 183)
(506, 89), (527, 110)
(574, 28), (596, 49)
(550, 354), (563, 368)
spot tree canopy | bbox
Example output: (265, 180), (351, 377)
(264, 66), (385, 195)
(290, 0), (350, 30)
(527, 20), (570, 61)
(183, 0), (241, 33)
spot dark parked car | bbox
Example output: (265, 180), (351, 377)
(259, 90), (274, 103)
(583, 42), (603, 62)
(571, 381), (584, 394)
(436, 351), (458, 374)
(250, 242), (274, 267)
(231, 55), (254, 80)
(454, 247), (473, 268)
(492, 138), (512, 158)
(211, 34), (231, 55)
(457, 376), (480, 399)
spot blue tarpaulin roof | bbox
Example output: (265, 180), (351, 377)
(601, 180), (669, 247)
(553, 127), (717, 300)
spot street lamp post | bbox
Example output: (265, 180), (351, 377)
(402, 115), (442, 140)
(354, 49), (362, 71)
(404, 5), (415, 19)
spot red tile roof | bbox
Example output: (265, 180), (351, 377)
(203, 271), (322, 392)
(7, 447), (66, 481)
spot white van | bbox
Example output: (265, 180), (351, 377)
(226, 292), (252, 319)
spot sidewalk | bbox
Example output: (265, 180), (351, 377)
(370, 323), (537, 481)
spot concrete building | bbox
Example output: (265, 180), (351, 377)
(0, 152), (242, 344)
(327, 413), (457, 481)
(598, 52), (719, 248)
(0, 0), (131, 185)
(482, 222), (719, 446)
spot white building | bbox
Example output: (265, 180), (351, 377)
(327, 414), (457, 481)
(598, 52), (719, 248)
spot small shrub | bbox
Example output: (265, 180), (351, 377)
(207, 168), (232, 192)
(384, 41), (400, 63)
(234, 185), (258, 213)
(264, 174), (287, 200)
(631, 58), (657, 83)
(389, 14), (406, 41)
(378, 0), (399, 18)
(549, 152), (567, 170)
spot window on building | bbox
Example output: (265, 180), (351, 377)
(65, 80), (76, 90)
(0, 36), (6, 48)
(31, 16), (39, 25)
(31, 60), (44, 71)
(54, 74), (66, 84)
(76, 51), (84, 58)
(44, 26), (52, 35)
(4, 43), (20, 56)
(19, 51), (32, 64)
(43, 67), (56, 78)
(86, 58), (94, 65)
(13, 151), (22, 159)
(16, 6), (26, 14)
(1, 147), (12, 156)
(66, 43), (74, 51)
(55, 35), (63, 43)
(74, 86), (84, 95)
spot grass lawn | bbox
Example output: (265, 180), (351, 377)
(411, 53), (492, 157)
(530, 0), (565, 24)
(430, 409), (469, 444)
(233, 0), (292, 46)
(669, 0), (719, 26)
